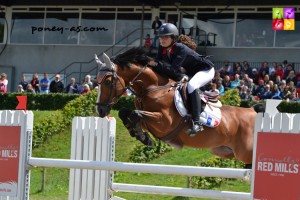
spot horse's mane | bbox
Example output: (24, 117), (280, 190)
(113, 47), (150, 69)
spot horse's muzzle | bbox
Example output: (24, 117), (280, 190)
(96, 104), (111, 118)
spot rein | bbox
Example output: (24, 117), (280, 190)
(127, 65), (177, 100)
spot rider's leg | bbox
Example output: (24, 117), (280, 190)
(187, 68), (215, 136)
(187, 89), (203, 136)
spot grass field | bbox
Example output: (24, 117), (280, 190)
(29, 110), (250, 200)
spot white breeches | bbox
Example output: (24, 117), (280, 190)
(187, 67), (215, 94)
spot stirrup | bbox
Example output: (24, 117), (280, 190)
(187, 123), (204, 137)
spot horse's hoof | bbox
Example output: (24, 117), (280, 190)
(147, 139), (155, 147)
(244, 164), (252, 169)
(136, 132), (155, 146)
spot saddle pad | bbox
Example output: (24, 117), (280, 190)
(174, 88), (188, 117)
(174, 87), (222, 128)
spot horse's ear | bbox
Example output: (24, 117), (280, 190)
(95, 54), (106, 69)
(103, 53), (115, 71)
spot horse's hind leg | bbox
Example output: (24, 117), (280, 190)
(210, 146), (235, 159)
(119, 108), (154, 146)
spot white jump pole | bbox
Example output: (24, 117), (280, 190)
(28, 157), (251, 181)
(112, 183), (251, 200)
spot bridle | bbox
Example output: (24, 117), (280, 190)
(96, 65), (147, 109)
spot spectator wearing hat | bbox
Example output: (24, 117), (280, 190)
(50, 73), (64, 93)
(0, 73), (8, 93)
(250, 68), (259, 85)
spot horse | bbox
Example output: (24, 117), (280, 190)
(95, 47), (258, 165)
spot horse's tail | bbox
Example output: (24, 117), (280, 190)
(252, 103), (265, 113)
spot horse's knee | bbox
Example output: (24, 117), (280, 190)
(119, 107), (132, 123)
(119, 108), (136, 137)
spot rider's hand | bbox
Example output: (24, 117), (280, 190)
(148, 60), (157, 67)
(180, 75), (189, 83)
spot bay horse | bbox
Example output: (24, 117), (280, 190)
(95, 47), (257, 165)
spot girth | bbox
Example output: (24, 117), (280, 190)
(158, 116), (190, 149)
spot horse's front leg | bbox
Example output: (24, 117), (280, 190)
(119, 108), (160, 146)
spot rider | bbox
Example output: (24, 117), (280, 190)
(148, 23), (215, 136)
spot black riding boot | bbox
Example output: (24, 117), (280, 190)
(187, 90), (203, 136)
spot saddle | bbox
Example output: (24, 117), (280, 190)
(174, 82), (222, 128)
(178, 83), (222, 111)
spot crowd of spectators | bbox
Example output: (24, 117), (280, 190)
(211, 60), (300, 102)
(0, 72), (97, 95)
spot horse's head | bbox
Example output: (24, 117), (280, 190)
(95, 53), (126, 117)
(95, 47), (159, 117)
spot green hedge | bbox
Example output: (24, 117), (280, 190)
(32, 91), (98, 148)
(277, 100), (300, 113)
(191, 157), (245, 189)
(0, 92), (79, 110)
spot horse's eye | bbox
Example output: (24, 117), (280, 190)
(104, 79), (112, 85)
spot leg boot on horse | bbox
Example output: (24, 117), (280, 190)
(119, 108), (155, 146)
(187, 89), (203, 136)
(118, 108), (136, 137)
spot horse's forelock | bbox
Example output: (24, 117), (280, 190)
(113, 47), (149, 69)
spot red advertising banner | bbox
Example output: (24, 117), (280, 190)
(253, 132), (300, 200)
(0, 126), (21, 197)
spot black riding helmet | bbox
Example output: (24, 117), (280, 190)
(158, 23), (179, 37)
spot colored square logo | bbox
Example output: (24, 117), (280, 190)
(284, 8), (295, 19)
(272, 19), (284, 30)
(273, 8), (283, 19)
(284, 19), (295, 30)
